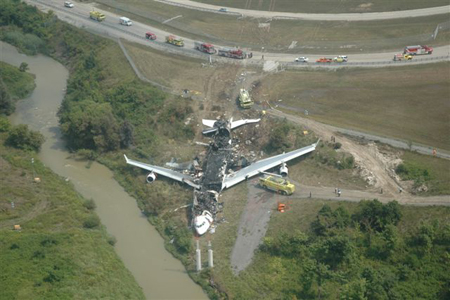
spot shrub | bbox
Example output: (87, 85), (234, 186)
(6, 124), (45, 151)
(83, 215), (100, 228)
(83, 199), (96, 210)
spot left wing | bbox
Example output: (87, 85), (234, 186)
(222, 140), (319, 189)
(124, 155), (200, 189)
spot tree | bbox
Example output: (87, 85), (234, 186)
(353, 200), (402, 233)
(6, 124), (45, 151)
(19, 62), (29, 72)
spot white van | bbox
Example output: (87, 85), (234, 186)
(119, 17), (132, 26)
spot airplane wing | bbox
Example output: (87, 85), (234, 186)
(230, 119), (260, 130)
(202, 119), (217, 128)
(222, 140), (319, 189)
(124, 155), (200, 189)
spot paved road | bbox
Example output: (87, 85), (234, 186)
(28, 0), (450, 67)
(156, 0), (450, 21)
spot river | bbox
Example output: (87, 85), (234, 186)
(1, 41), (206, 300)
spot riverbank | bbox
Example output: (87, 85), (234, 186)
(0, 61), (35, 115)
(1, 38), (206, 299)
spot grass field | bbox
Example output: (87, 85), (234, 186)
(97, 0), (450, 53)
(192, 0), (449, 13)
(255, 63), (450, 150)
(397, 149), (450, 195)
(0, 128), (144, 299)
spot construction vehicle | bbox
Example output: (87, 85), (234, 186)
(393, 53), (413, 61)
(145, 32), (156, 40)
(238, 88), (253, 108)
(195, 42), (216, 54)
(218, 48), (246, 59)
(404, 45), (433, 55)
(165, 35), (184, 47)
(90, 11), (105, 22)
(259, 175), (295, 195)
(316, 57), (332, 63)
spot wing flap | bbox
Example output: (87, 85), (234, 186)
(230, 118), (261, 130)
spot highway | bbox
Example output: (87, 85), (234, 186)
(156, 0), (450, 21)
(28, 0), (450, 67)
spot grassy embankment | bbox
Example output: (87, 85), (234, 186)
(193, 0), (449, 13)
(0, 118), (144, 299)
(0, 61), (35, 115)
(207, 196), (450, 299)
(256, 63), (450, 151)
(97, 0), (450, 53)
(396, 149), (450, 195)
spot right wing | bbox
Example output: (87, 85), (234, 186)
(230, 119), (260, 129)
(222, 140), (319, 189)
(124, 155), (200, 189)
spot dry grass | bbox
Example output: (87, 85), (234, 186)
(256, 63), (450, 150)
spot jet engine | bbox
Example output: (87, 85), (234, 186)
(146, 172), (156, 183)
(280, 163), (288, 177)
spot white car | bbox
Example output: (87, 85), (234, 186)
(219, 8), (228, 12)
(64, 1), (74, 8)
(295, 57), (309, 63)
(336, 55), (348, 62)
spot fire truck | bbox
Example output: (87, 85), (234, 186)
(393, 53), (413, 61)
(90, 11), (105, 22)
(238, 89), (253, 108)
(194, 42), (216, 54)
(165, 35), (184, 47)
(218, 48), (246, 59)
(404, 45), (433, 55)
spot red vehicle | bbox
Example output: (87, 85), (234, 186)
(218, 48), (246, 59)
(145, 32), (156, 40)
(195, 41), (216, 54)
(404, 45), (433, 55)
(316, 57), (332, 63)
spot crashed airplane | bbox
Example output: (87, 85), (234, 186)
(124, 118), (319, 235)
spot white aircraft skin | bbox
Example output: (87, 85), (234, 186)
(124, 118), (318, 235)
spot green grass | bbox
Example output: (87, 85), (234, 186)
(192, 0), (449, 13)
(97, 0), (450, 53)
(256, 63), (450, 150)
(396, 150), (450, 195)
(0, 62), (35, 100)
(0, 129), (144, 299)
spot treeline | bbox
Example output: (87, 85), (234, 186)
(259, 200), (450, 299)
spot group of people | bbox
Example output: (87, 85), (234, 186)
(335, 187), (341, 197)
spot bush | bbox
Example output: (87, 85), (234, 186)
(83, 215), (100, 228)
(107, 235), (117, 246)
(334, 142), (342, 149)
(6, 124), (45, 151)
(0, 116), (11, 132)
(83, 199), (96, 210)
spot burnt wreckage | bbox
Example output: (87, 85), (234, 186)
(124, 118), (318, 235)
(193, 120), (244, 222)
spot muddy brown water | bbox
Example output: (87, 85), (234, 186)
(1, 41), (206, 299)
